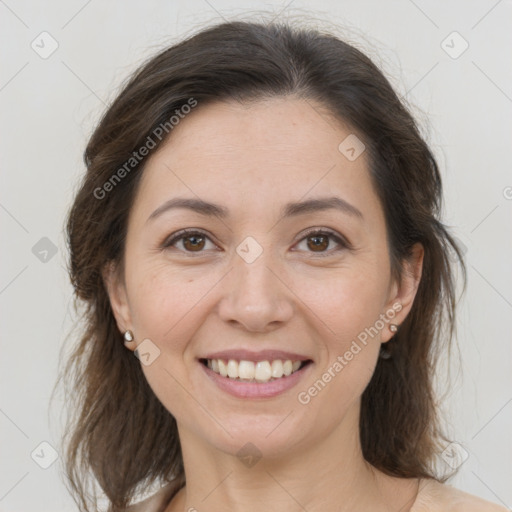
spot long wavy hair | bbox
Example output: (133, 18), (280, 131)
(60, 19), (466, 511)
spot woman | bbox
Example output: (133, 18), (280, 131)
(62, 20), (507, 512)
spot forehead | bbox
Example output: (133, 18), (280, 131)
(154, 96), (356, 162)
(133, 97), (380, 223)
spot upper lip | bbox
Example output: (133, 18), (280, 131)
(201, 349), (312, 362)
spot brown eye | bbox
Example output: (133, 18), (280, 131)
(307, 234), (329, 252)
(294, 229), (348, 255)
(163, 229), (216, 253)
(182, 234), (206, 251)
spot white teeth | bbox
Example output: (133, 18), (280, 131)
(271, 360), (283, 378)
(205, 358), (306, 382)
(218, 359), (228, 377)
(227, 359), (238, 379)
(255, 361), (272, 382)
(238, 360), (255, 379)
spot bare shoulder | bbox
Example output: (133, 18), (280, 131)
(412, 479), (509, 512)
(124, 481), (182, 512)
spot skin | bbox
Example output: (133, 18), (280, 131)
(105, 97), (424, 511)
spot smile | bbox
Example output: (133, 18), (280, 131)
(202, 358), (308, 382)
(199, 356), (313, 399)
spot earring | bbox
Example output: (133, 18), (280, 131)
(379, 345), (392, 360)
(380, 324), (398, 360)
(124, 330), (134, 344)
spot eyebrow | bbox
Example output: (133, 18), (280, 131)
(146, 196), (364, 223)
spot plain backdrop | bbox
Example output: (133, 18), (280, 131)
(1, 1), (511, 510)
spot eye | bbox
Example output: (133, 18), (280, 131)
(162, 229), (217, 253)
(293, 229), (349, 255)
(161, 227), (351, 256)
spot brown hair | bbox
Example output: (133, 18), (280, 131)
(61, 20), (466, 511)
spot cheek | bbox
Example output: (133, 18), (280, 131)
(127, 261), (215, 344)
(288, 262), (388, 404)
(291, 263), (390, 347)
(295, 273), (384, 419)
(126, 263), (218, 419)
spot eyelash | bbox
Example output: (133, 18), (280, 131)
(161, 227), (351, 256)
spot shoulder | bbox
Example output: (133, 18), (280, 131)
(411, 478), (509, 512)
(124, 481), (181, 512)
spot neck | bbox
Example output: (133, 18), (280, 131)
(171, 402), (419, 512)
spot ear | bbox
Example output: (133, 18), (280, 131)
(381, 242), (424, 343)
(102, 261), (133, 338)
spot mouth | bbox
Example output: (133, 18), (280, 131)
(198, 353), (313, 399)
(199, 358), (312, 382)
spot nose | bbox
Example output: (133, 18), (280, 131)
(217, 249), (294, 333)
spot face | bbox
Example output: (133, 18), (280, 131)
(106, 97), (422, 460)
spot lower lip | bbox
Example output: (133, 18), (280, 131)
(200, 361), (312, 399)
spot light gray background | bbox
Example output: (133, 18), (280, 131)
(1, 1), (511, 510)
